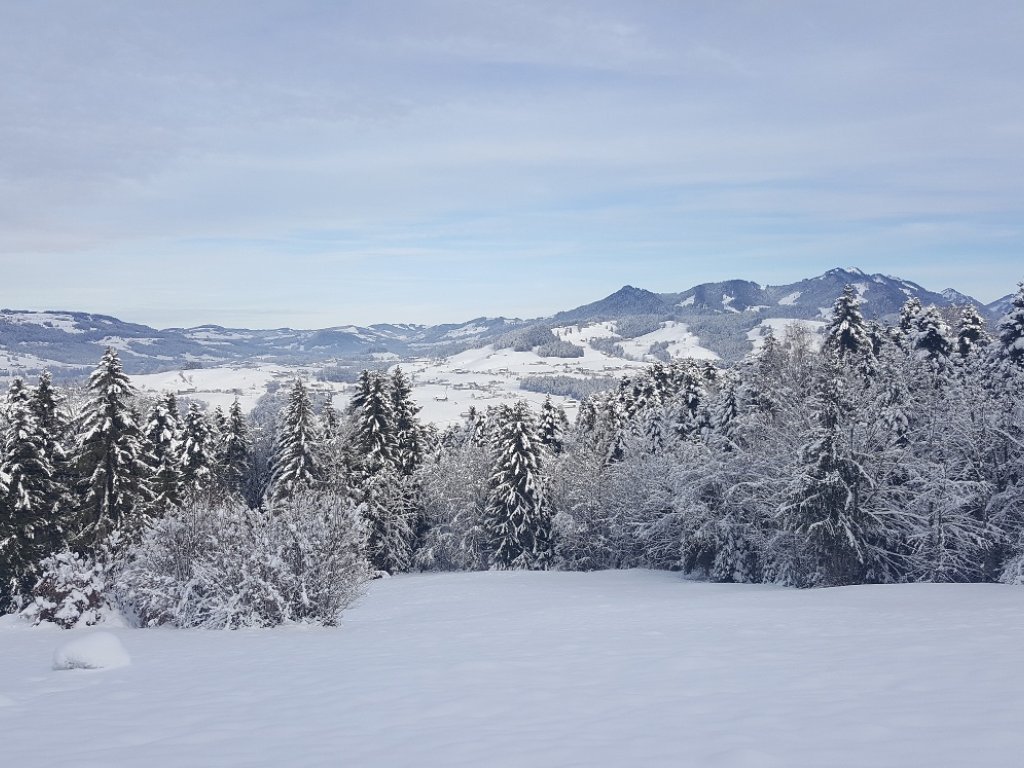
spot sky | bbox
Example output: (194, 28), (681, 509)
(1, 1), (1022, 329)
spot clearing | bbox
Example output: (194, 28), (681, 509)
(1, 570), (1021, 767)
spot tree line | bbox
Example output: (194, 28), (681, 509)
(2, 282), (1024, 627)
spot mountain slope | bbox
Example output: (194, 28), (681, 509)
(0, 267), (1013, 376)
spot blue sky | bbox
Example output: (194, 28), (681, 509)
(1, 1), (1022, 328)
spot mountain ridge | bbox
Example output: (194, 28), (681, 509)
(1, 268), (1016, 376)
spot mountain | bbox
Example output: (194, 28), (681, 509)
(550, 285), (674, 324)
(0, 267), (1014, 378)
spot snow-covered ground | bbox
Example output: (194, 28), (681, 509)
(747, 318), (826, 351)
(2, 570), (1022, 767)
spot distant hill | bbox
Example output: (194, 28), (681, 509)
(0, 267), (1015, 376)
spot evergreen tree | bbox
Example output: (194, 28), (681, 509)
(73, 348), (154, 550)
(997, 282), (1024, 369)
(0, 380), (61, 607)
(538, 396), (569, 455)
(145, 393), (183, 510)
(484, 401), (551, 569)
(349, 371), (398, 477)
(897, 297), (923, 346)
(268, 379), (323, 501)
(179, 403), (215, 495)
(955, 305), (990, 358)
(220, 397), (251, 498)
(913, 306), (953, 363)
(390, 367), (423, 476)
(823, 284), (869, 361)
(779, 365), (875, 586)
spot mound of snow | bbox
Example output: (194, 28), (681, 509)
(53, 632), (131, 671)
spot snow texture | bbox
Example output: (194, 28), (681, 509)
(2, 570), (1023, 766)
(52, 631), (131, 671)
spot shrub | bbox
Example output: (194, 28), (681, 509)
(116, 492), (368, 628)
(22, 550), (109, 629)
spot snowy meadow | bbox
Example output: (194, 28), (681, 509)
(4, 570), (1024, 767)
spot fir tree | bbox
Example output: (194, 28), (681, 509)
(913, 306), (953, 363)
(484, 401), (551, 569)
(220, 398), (251, 498)
(349, 371), (398, 477)
(390, 367), (423, 476)
(145, 393), (183, 510)
(268, 379), (323, 501)
(779, 365), (874, 586)
(0, 381), (61, 607)
(538, 396), (569, 455)
(179, 403), (215, 495)
(73, 348), (154, 550)
(955, 305), (990, 358)
(823, 284), (869, 361)
(997, 282), (1024, 369)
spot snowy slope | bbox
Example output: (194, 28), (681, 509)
(2, 570), (1022, 767)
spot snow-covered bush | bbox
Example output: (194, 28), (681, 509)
(22, 550), (110, 629)
(116, 492), (368, 628)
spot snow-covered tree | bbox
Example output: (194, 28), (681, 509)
(179, 403), (215, 495)
(73, 349), (153, 550)
(349, 370), (398, 477)
(955, 305), (990, 358)
(823, 284), (869, 361)
(484, 401), (551, 569)
(390, 367), (423, 476)
(997, 282), (1024, 369)
(145, 393), (183, 511)
(913, 306), (953, 364)
(219, 397), (251, 498)
(538, 396), (569, 455)
(268, 379), (323, 501)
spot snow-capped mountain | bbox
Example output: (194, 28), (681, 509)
(0, 268), (1014, 378)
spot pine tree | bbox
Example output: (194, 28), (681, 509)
(349, 370), (398, 477)
(220, 397), (251, 498)
(997, 282), (1024, 369)
(0, 380), (61, 607)
(897, 297), (923, 346)
(484, 401), (551, 569)
(913, 306), (953, 363)
(779, 365), (874, 586)
(538, 396), (569, 455)
(179, 403), (215, 495)
(268, 379), (323, 501)
(955, 305), (990, 358)
(145, 393), (183, 510)
(29, 371), (71, 506)
(73, 348), (154, 550)
(823, 284), (869, 361)
(390, 367), (423, 476)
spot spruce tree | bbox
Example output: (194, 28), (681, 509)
(997, 282), (1024, 369)
(913, 306), (953, 363)
(349, 371), (398, 477)
(179, 403), (215, 495)
(146, 393), (183, 510)
(73, 348), (154, 550)
(538, 396), (569, 455)
(823, 284), (869, 361)
(390, 367), (423, 476)
(484, 400), (551, 569)
(220, 397), (251, 498)
(0, 380), (61, 607)
(955, 305), (990, 358)
(268, 379), (323, 501)
(779, 364), (874, 586)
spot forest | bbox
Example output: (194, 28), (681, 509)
(2, 283), (1024, 628)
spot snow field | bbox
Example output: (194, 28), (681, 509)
(52, 632), (131, 670)
(2, 570), (1023, 767)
